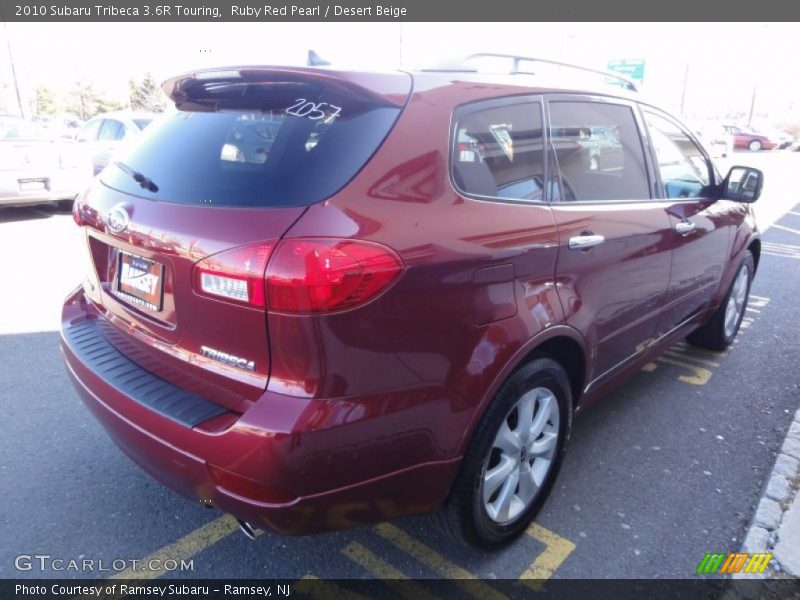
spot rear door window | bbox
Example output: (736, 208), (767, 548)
(548, 101), (650, 201)
(452, 101), (546, 202)
(101, 85), (403, 208)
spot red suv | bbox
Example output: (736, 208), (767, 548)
(61, 57), (764, 548)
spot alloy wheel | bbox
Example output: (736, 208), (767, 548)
(724, 263), (749, 338)
(482, 387), (560, 524)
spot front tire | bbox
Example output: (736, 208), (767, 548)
(749, 139), (763, 151)
(687, 251), (754, 351)
(432, 358), (571, 549)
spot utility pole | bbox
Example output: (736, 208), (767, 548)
(747, 82), (757, 129)
(2, 22), (25, 118)
(679, 62), (690, 116)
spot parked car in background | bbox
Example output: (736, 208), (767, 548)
(51, 114), (85, 139)
(62, 58), (763, 549)
(764, 129), (793, 150)
(692, 124), (732, 158)
(0, 115), (92, 209)
(75, 112), (157, 174)
(722, 124), (777, 151)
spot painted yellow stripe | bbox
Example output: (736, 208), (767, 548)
(341, 542), (439, 600)
(520, 523), (576, 590)
(295, 575), (372, 600)
(674, 343), (730, 359)
(663, 349), (720, 367)
(773, 223), (800, 236)
(373, 523), (507, 600)
(75, 516), (239, 599)
(110, 514), (239, 580)
(656, 356), (712, 385)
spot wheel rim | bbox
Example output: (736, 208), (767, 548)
(724, 264), (749, 338)
(750, 140), (761, 151)
(482, 387), (560, 525)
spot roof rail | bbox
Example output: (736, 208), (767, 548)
(461, 53), (639, 93)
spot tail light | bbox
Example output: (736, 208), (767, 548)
(192, 238), (404, 313)
(194, 242), (276, 307)
(266, 239), (404, 313)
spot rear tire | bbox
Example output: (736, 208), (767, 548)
(749, 139), (762, 151)
(687, 252), (754, 351)
(431, 357), (571, 549)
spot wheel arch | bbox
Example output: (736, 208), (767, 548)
(748, 237), (761, 273)
(456, 325), (589, 456)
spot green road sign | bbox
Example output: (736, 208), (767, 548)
(607, 59), (645, 84)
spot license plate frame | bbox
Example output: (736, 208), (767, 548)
(116, 251), (164, 312)
(18, 178), (48, 192)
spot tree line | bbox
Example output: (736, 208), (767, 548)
(1, 73), (166, 120)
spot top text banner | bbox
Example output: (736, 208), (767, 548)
(1, 0), (799, 21)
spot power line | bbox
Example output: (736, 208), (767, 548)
(2, 22), (25, 117)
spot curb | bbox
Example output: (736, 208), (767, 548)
(736, 406), (800, 579)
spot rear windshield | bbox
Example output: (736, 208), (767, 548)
(101, 87), (401, 208)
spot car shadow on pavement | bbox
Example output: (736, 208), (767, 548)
(0, 204), (72, 224)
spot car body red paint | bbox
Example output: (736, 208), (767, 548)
(61, 64), (761, 536)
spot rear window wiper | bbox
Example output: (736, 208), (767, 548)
(114, 161), (159, 193)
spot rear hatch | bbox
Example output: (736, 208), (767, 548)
(75, 66), (411, 412)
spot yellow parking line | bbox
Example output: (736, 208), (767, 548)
(341, 542), (439, 600)
(373, 523), (507, 600)
(110, 515), (239, 580)
(656, 356), (712, 385)
(663, 349), (719, 368)
(295, 575), (371, 600)
(673, 343), (729, 359)
(773, 223), (800, 236)
(520, 523), (576, 590)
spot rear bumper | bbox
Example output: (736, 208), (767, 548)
(60, 287), (462, 535)
(0, 166), (91, 206)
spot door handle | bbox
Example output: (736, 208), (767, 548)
(674, 220), (696, 235)
(568, 234), (605, 250)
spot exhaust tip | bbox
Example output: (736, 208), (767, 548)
(237, 519), (259, 540)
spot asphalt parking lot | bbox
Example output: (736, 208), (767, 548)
(1, 152), (799, 586)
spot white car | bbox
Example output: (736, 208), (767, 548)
(75, 112), (156, 175)
(0, 115), (93, 208)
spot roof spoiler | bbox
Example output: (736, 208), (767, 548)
(161, 67), (411, 112)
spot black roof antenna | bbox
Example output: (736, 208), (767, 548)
(307, 50), (331, 67)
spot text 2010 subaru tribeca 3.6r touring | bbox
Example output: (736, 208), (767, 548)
(61, 57), (764, 548)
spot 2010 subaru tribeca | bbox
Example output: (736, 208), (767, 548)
(61, 57), (764, 548)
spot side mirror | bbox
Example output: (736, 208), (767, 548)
(723, 166), (763, 203)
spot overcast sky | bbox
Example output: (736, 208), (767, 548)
(1, 22), (798, 124)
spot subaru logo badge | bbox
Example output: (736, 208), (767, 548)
(107, 204), (130, 234)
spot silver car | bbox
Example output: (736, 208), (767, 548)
(0, 115), (93, 209)
(75, 112), (155, 175)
